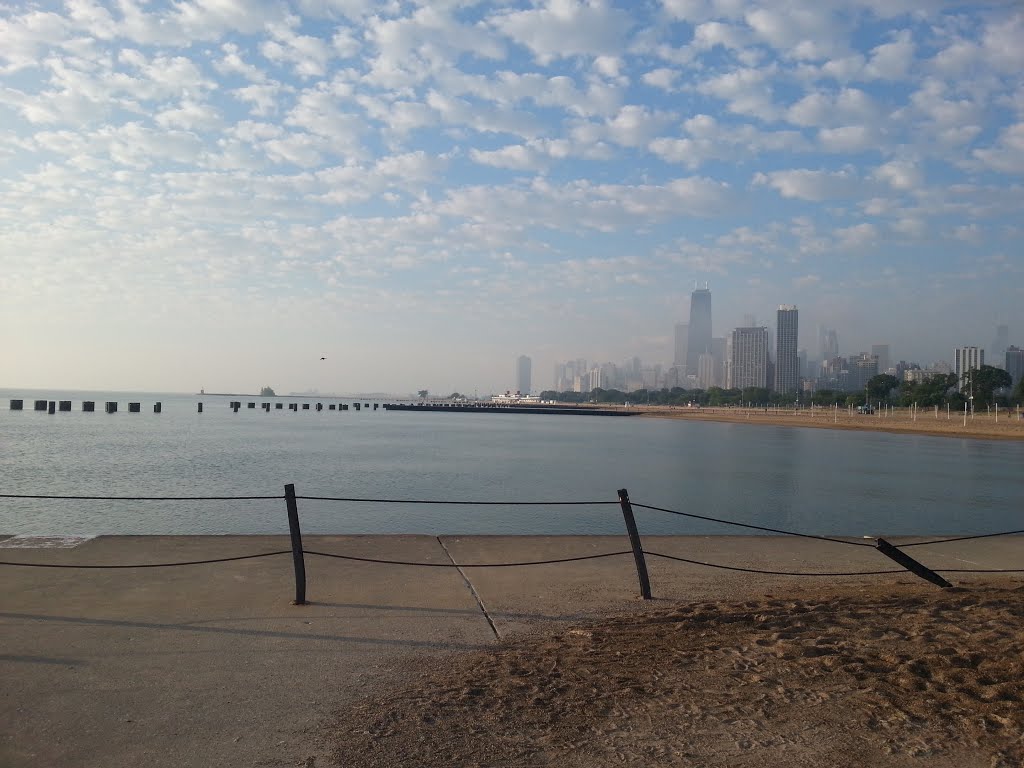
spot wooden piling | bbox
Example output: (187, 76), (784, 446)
(284, 484), (307, 605)
(316, 403), (323, 411)
(197, 402), (203, 413)
(153, 402), (162, 413)
(617, 488), (652, 599)
(48, 401), (56, 414)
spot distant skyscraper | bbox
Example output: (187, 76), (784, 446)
(727, 327), (770, 390)
(710, 337), (726, 388)
(673, 323), (688, 368)
(1006, 346), (1023, 387)
(685, 287), (712, 376)
(992, 325), (1009, 361)
(954, 347), (984, 392)
(775, 305), (799, 393)
(871, 344), (890, 375)
(515, 355), (532, 394)
(825, 329), (839, 360)
(818, 326), (839, 362)
(850, 354), (879, 392)
(696, 352), (716, 389)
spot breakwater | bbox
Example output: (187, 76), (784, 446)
(382, 403), (638, 416)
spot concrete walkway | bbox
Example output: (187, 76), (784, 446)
(1, 534), (1020, 768)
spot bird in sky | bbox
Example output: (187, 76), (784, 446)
(320, 357), (326, 360)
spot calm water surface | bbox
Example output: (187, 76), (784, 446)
(2, 389), (1022, 537)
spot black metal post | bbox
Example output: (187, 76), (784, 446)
(284, 484), (307, 604)
(617, 488), (652, 599)
(875, 538), (951, 588)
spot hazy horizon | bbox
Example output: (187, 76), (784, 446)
(2, 1), (1021, 395)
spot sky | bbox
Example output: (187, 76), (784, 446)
(1, 0), (1021, 396)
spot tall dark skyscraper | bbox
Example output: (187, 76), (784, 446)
(685, 286), (712, 376)
(775, 305), (799, 393)
(515, 355), (531, 394)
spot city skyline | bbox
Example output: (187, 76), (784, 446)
(1, 1), (1021, 395)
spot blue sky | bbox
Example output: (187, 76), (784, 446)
(1, 0), (1021, 394)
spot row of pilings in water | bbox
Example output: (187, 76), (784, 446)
(7, 399), (380, 414)
(8, 399), (159, 413)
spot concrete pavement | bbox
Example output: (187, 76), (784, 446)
(1, 534), (1020, 768)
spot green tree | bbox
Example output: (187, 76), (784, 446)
(866, 374), (899, 401)
(965, 366), (1012, 407)
(259, 386), (276, 397)
(1012, 377), (1024, 405)
(417, 389), (429, 400)
(740, 387), (770, 405)
(811, 389), (836, 406)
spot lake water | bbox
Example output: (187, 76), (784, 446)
(2, 389), (1022, 537)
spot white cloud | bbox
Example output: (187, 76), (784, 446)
(697, 66), (779, 121)
(261, 18), (336, 78)
(491, 0), (632, 64)
(651, 114), (810, 169)
(470, 143), (548, 171)
(232, 83), (289, 115)
(753, 168), (862, 201)
(155, 100), (223, 131)
(973, 123), (1024, 174)
(817, 125), (877, 152)
(0, 10), (70, 73)
(215, 43), (268, 82)
(642, 68), (680, 91)
(864, 29), (914, 80)
(745, 6), (849, 61)
(794, 274), (821, 288)
(787, 88), (879, 128)
(834, 222), (877, 248)
(873, 159), (922, 191)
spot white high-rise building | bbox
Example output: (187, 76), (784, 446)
(954, 347), (984, 392)
(697, 352), (716, 389)
(727, 327), (770, 390)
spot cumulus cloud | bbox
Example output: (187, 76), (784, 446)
(1, 0), (1021, 391)
(753, 168), (863, 201)
(490, 0), (632, 64)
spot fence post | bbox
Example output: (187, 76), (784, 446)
(875, 538), (951, 588)
(284, 484), (307, 605)
(617, 488), (652, 599)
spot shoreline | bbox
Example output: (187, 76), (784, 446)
(632, 404), (1024, 441)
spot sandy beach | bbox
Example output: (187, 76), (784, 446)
(635, 404), (1024, 441)
(325, 580), (1024, 767)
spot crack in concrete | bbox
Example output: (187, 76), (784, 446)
(436, 536), (500, 641)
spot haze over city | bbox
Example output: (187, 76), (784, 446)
(1, 0), (1021, 395)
